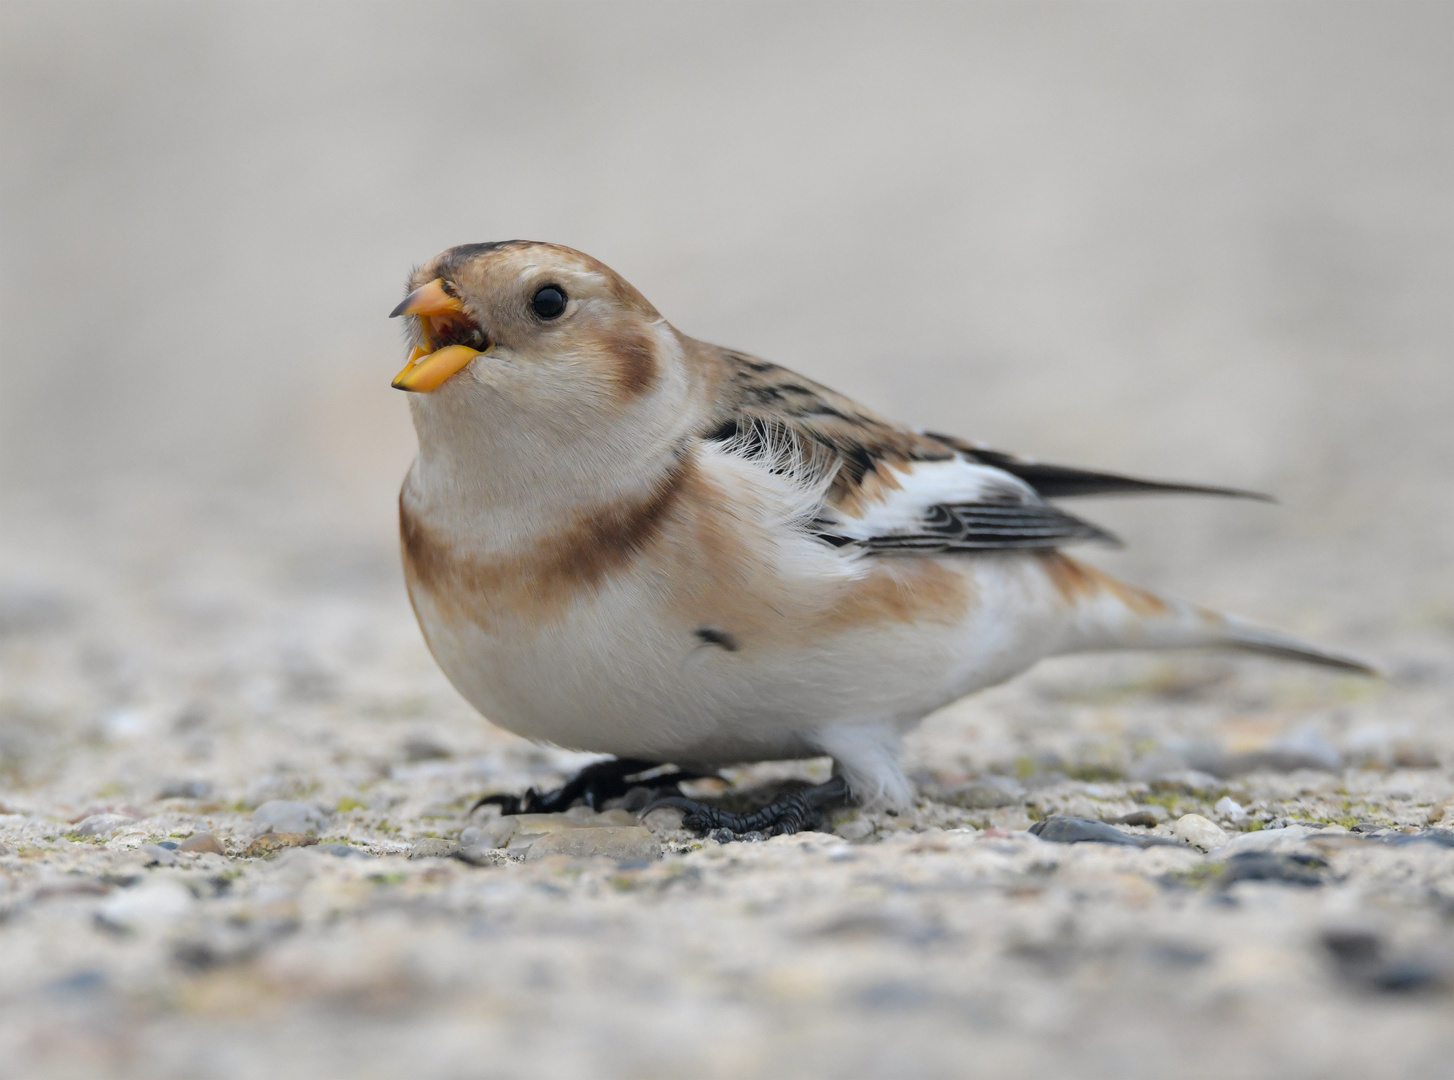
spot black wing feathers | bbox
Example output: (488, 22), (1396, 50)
(854, 500), (1121, 553)
(925, 435), (1273, 502)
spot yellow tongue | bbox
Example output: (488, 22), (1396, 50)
(391, 343), (482, 392)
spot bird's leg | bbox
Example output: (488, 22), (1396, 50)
(470, 758), (710, 817)
(645, 775), (851, 840)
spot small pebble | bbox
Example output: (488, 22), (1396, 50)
(502, 812), (637, 852)
(157, 779), (213, 800)
(177, 832), (226, 855)
(315, 842), (372, 858)
(1148, 770), (1222, 796)
(525, 826), (661, 862)
(1377, 828), (1454, 848)
(1173, 814), (1229, 852)
(1104, 808), (1167, 827)
(462, 818), (517, 849)
(1031, 816), (1184, 848)
(402, 735), (452, 761)
(834, 819), (875, 841)
(138, 844), (178, 866)
(1391, 745), (1439, 769)
(245, 832), (318, 858)
(1426, 797), (1453, 825)
(409, 838), (460, 859)
(251, 800), (329, 835)
(0, 841), (13, 856)
(1213, 796), (1247, 824)
(946, 777), (1024, 809)
(640, 806), (686, 835)
(455, 844), (510, 867)
(1219, 851), (1326, 887)
(616, 785), (657, 812)
(1322, 926), (1382, 966)
(1369, 959), (1451, 994)
(73, 813), (136, 838)
(95, 880), (193, 932)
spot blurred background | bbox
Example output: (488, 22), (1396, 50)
(3, 1), (1450, 633)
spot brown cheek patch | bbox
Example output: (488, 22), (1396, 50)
(400, 455), (694, 631)
(595, 323), (658, 399)
(1037, 552), (1168, 616)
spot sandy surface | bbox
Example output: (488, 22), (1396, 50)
(2, 487), (1452, 1079)
(3, 4), (1452, 1078)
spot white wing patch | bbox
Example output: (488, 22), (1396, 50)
(818, 457), (1117, 551)
(820, 459), (1038, 539)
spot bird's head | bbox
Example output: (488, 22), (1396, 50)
(389, 241), (675, 415)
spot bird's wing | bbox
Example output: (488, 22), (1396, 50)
(923, 433), (1271, 502)
(695, 347), (1267, 553)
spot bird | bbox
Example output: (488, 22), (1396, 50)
(388, 240), (1374, 837)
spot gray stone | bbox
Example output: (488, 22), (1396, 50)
(640, 806), (686, 834)
(455, 844), (511, 867)
(1030, 816), (1185, 848)
(1377, 828), (1454, 848)
(461, 817), (517, 849)
(616, 785), (658, 812)
(402, 735), (451, 761)
(251, 800), (328, 835)
(315, 842), (372, 858)
(1148, 771), (1222, 796)
(1219, 851), (1327, 887)
(525, 826), (661, 862)
(73, 813), (136, 837)
(946, 776), (1025, 809)
(409, 837), (460, 859)
(157, 779), (213, 799)
(138, 843), (178, 866)
(1367, 959), (1452, 994)
(1104, 806), (1168, 827)
(176, 832), (225, 855)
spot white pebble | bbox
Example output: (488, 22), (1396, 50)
(1214, 796), (1248, 824)
(96, 880), (193, 933)
(1173, 813), (1229, 852)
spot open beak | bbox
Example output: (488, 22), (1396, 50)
(389, 278), (488, 392)
(389, 278), (463, 319)
(391, 343), (483, 393)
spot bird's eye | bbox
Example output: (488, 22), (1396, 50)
(531, 284), (568, 320)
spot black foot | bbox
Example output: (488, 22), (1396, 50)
(646, 775), (850, 839)
(470, 757), (711, 817)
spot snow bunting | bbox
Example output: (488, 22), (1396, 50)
(389, 241), (1373, 834)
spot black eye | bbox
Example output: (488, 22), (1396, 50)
(531, 284), (568, 320)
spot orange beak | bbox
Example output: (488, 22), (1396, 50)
(388, 278), (464, 319)
(388, 278), (485, 392)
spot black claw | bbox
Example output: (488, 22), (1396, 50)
(469, 758), (713, 817)
(645, 775), (850, 840)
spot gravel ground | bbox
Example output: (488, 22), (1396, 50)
(2, 489), (1451, 1080)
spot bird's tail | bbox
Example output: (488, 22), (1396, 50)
(1040, 553), (1378, 675)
